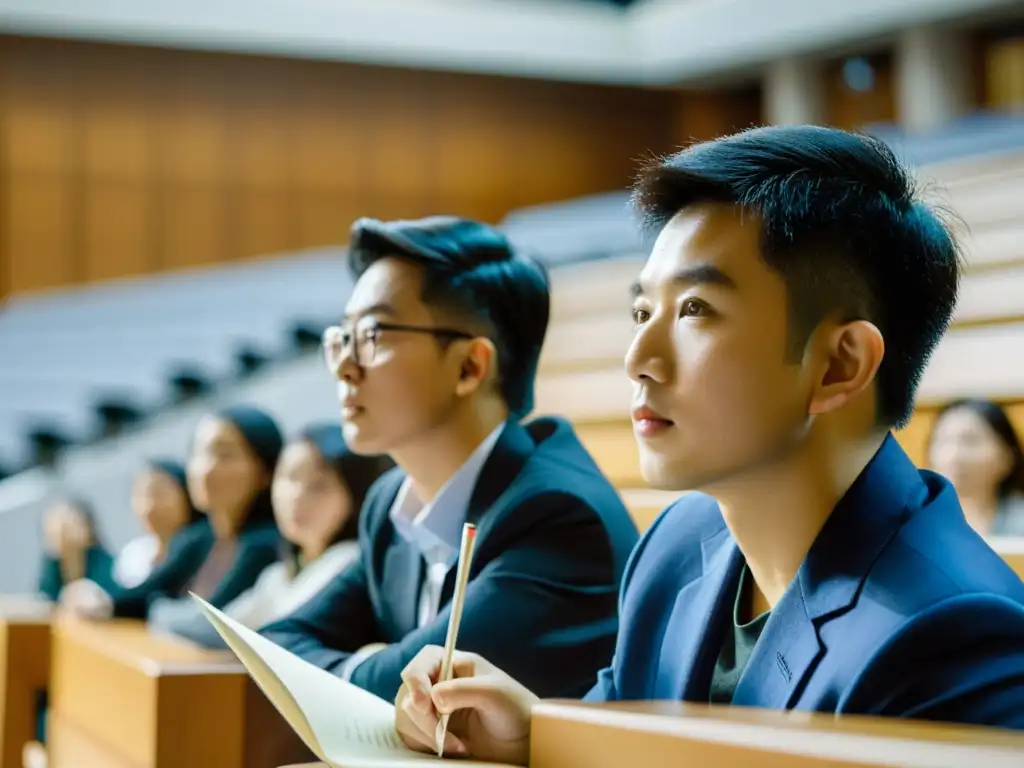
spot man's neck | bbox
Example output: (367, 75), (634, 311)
(392, 403), (508, 502)
(712, 432), (886, 611)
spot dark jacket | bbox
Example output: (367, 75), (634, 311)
(261, 417), (639, 702)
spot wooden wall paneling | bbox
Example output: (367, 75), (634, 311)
(356, 66), (436, 222)
(986, 36), (1024, 110)
(675, 86), (763, 148)
(156, 50), (232, 271)
(2, 38), (78, 293)
(292, 61), (364, 247)
(77, 45), (158, 283)
(224, 57), (301, 261)
(0, 37), (677, 295)
(825, 52), (896, 130)
(430, 72), (522, 223)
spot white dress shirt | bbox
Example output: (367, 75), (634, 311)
(113, 534), (161, 588)
(339, 423), (505, 680)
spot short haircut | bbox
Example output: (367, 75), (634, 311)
(632, 125), (962, 428)
(348, 216), (550, 417)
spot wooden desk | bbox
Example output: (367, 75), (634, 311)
(530, 700), (1024, 767)
(48, 617), (300, 768)
(0, 596), (52, 768)
(992, 536), (1024, 580)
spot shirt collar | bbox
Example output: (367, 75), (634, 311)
(390, 423), (505, 564)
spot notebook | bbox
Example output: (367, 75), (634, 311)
(191, 595), (512, 767)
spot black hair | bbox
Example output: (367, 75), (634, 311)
(632, 125), (962, 428)
(930, 398), (1024, 500)
(210, 405), (284, 527)
(348, 216), (550, 417)
(144, 458), (204, 525)
(280, 423), (393, 577)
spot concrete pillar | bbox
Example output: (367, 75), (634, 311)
(896, 26), (973, 132)
(764, 57), (826, 126)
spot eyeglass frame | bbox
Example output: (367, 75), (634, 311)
(321, 319), (477, 370)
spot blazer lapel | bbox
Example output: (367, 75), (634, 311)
(654, 526), (742, 701)
(733, 434), (925, 709)
(382, 536), (424, 635)
(440, 418), (535, 602)
(732, 583), (823, 708)
(373, 473), (424, 635)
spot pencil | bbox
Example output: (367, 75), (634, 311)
(435, 522), (478, 757)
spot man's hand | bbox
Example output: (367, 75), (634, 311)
(395, 645), (537, 766)
(58, 579), (114, 619)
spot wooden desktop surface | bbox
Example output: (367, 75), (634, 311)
(0, 595), (52, 768)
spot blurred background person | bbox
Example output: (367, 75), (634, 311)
(37, 498), (116, 602)
(928, 398), (1024, 537)
(161, 422), (392, 648)
(112, 459), (203, 589)
(59, 406), (283, 623)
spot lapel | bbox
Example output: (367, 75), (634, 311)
(376, 473), (424, 634)
(732, 434), (926, 709)
(440, 418), (535, 601)
(655, 525), (743, 700)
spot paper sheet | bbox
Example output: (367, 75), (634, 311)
(192, 595), (512, 768)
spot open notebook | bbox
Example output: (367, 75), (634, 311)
(191, 595), (512, 768)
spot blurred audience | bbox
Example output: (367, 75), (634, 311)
(113, 460), (203, 589)
(929, 398), (1024, 537)
(37, 498), (117, 602)
(59, 405), (283, 626)
(169, 422), (392, 647)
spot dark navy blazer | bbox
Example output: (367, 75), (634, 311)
(587, 435), (1024, 729)
(261, 417), (639, 703)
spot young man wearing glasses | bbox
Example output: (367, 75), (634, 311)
(260, 215), (639, 704)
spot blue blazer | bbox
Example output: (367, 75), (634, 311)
(587, 435), (1024, 728)
(261, 417), (639, 703)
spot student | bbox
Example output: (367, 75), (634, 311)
(393, 126), (1024, 763)
(260, 215), (639, 703)
(37, 497), (117, 601)
(113, 460), (203, 588)
(165, 423), (392, 647)
(928, 398), (1024, 537)
(60, 405), (283, 622)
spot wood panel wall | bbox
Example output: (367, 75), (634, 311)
(0, 36), (677, 297)
(674, 85), (763, 146)
(825, 53), (896, 130)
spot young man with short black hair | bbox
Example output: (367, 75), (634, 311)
(394, 126), (1024, 764)
(261, 215), (639, 703)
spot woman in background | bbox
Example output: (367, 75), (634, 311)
(167, 422), (392, 647)
(928, 397), (1024, 537)
(113, 460), (203, 588)
(60, 405), (284, 620)
(37, 497), (117, 601)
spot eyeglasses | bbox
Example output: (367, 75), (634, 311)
(321, 318), (475, 370)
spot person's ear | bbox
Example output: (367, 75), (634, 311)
(807, 319), (884, 416)
(454, 338), (497, 398)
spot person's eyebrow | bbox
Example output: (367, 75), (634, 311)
(343, 302), (397, 322)
(629, 263), (737, 299)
